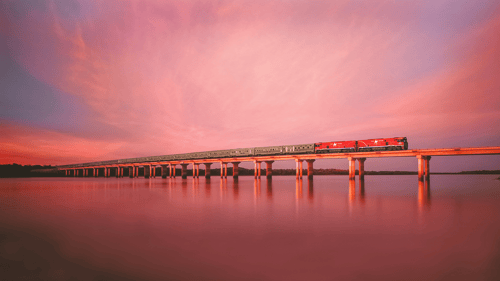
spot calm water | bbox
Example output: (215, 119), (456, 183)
(1, 175), (500, 280)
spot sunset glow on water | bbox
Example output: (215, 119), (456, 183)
(1, 176), (499, 280)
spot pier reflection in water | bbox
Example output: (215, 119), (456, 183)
(1, 175), (499, 281)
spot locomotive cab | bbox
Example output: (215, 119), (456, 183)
(395, 137), (408, 150)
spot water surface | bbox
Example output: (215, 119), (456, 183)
(1, 175), (499, 280)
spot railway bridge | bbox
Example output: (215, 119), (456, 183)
(58, 147), (500, 181)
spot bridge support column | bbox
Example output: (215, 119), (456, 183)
(193, 164), (199, 178)
(417, 155), (425, 181)
(232, 162), (240, 178)
(181, 164), (188, 179)
(95, 168), (99, 177)
(265, 161), (274, 178)
(171, 165), (176, 178)
(161, 165), (168, 178)
(144, 165), (150, 179)
(296, 159), (303, 179)
(115, 167), (119, 178)
(254, 161), (261, 179)
(306, 159), (315, 179)
(129, 166), (134, 178)
(348, 157), (356, 180)
(425, 156), (431, 181)
(204, 163), (212, 178)
(358, 158), (366, 180)
(220, 163), (227, 178)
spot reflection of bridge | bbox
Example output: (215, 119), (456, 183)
(58, 147), (500, 181)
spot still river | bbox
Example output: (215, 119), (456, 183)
(1, 175), (500, 280)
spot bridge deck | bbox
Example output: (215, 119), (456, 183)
(59, 146), (500, 168)
(57, 146), (500, 181)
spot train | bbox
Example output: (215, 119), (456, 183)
(58, 137), (408, 168)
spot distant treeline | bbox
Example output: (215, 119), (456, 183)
(1, 164), (499, 178)
(0, 164), (60, 178)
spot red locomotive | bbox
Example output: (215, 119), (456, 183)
(315, 137), (408, 153)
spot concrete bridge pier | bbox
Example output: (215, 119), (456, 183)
(144, 165), (150, 179)
(220, 163), (228, 178)
(115, 167), (119, 178)
(192, 164), (198, 178)
(425, 156), (431, 181)
(161, 165), (168, 178)
(265, 161), (274, 178)
(129, 166), (134, 178)
(232, 162), (240, 178)
(95, 168), (99, 177)
(204, 163), (212, 178)
(417, 155), (431, 181)
(358, 158), (366, 180)
(254, 161), (262, 179)
(171, 164), (176, 178)
(181, 164), (189, 179)
(348, 157), (356, 180)
(295, 159), (303, 179)
(306, 160), (315, 179)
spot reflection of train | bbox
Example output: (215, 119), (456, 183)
(59, 137), (408, 168)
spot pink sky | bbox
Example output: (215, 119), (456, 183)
(1, 0), (499, 172)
